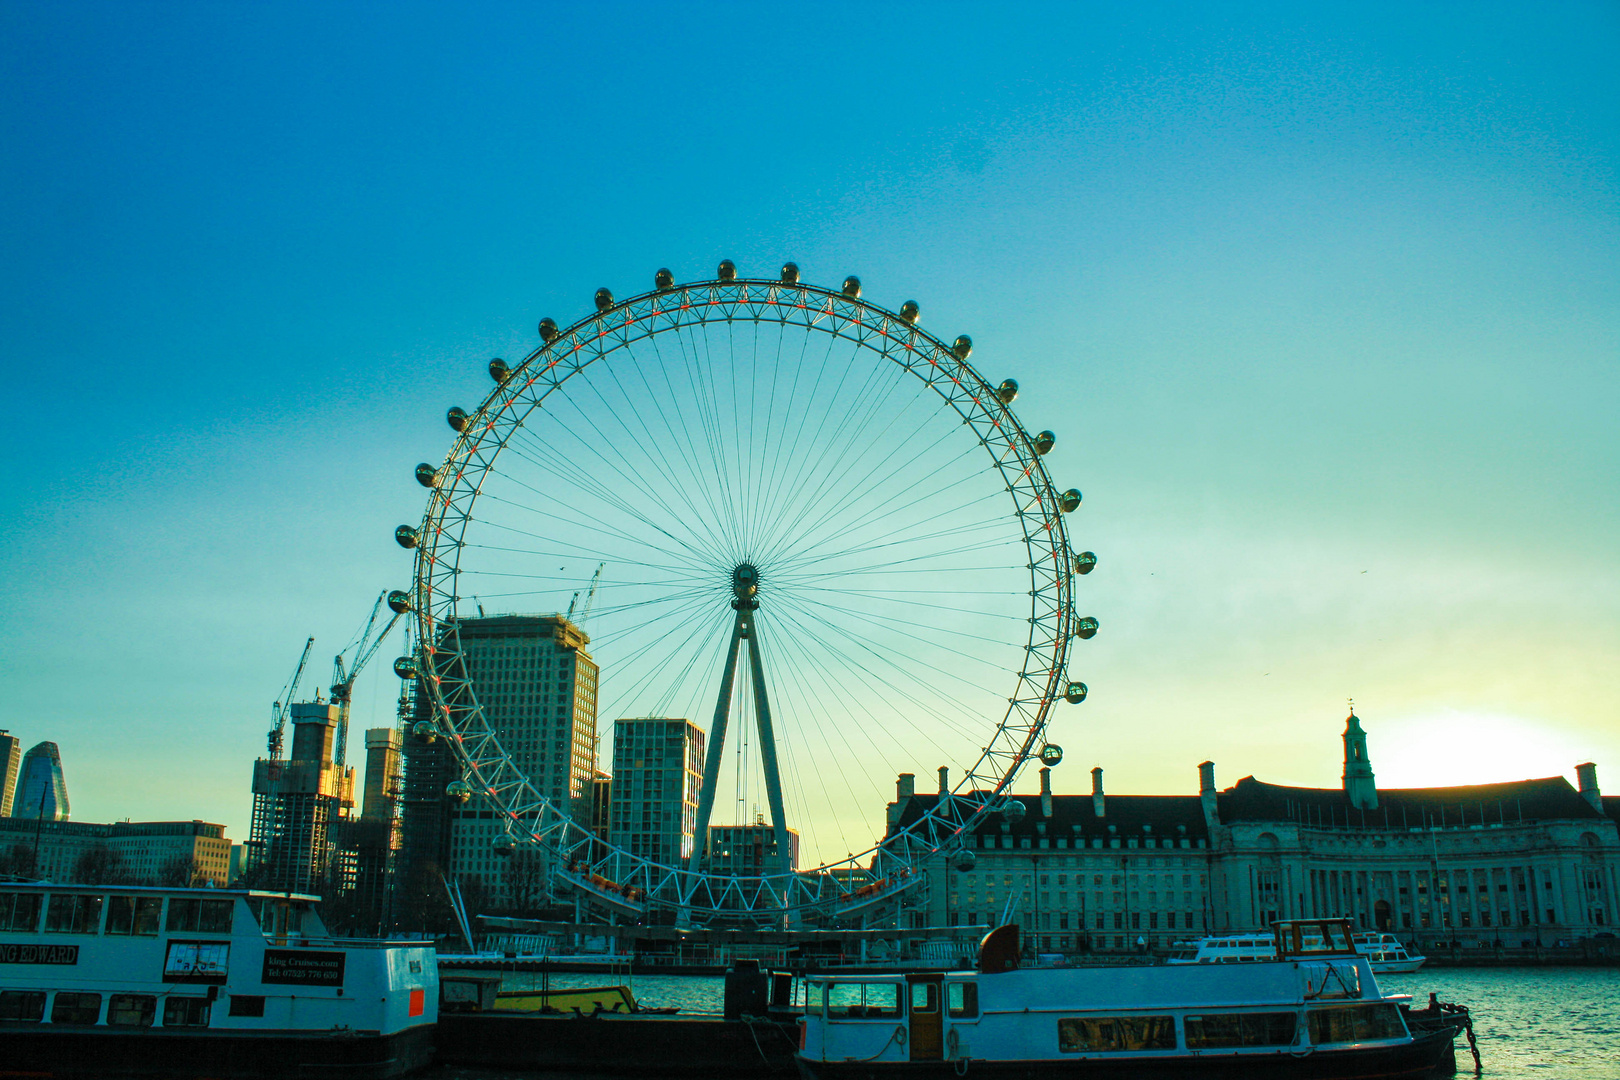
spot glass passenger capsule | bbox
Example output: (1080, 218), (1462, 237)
(841, 276), (861, 298)
(415, 463), (439, 488)
(488, 358), (510, 384)
(718, 260), (737, 281)
(1034, 430), (1055, 455)
(594, 288), (614, 311)
(394, 525), (418, 549)
(446, 780), (473, 804)
(447, 407), (468, 432)
(953, 849), (977, 872)
(654, 268), (674, 290)
(952, 335), (972, 360)
(1001, 799), (1027, 824)
(899, 300), (920, 324)
(387, 589), (412, 614)
(1075, 616), (1099, 640)
(538, 317), (559, 342)
(780, 262), (800, 283)
(1060, 488), (1082, 513)
(393, 655), (418, 679)
(1064, 681), (1088, 704)
(1074, 551), (1097, 575)
(411, 720), (438, 743)
(492, 836), (516, 856)
(1040, 743), (1064, 767)
(997, 379), (1019, 404)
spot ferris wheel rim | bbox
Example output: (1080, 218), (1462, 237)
(408, 271), (1080, 920)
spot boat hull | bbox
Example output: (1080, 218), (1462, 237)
(0, 1022), (435, 1079)
(797, 1028), (1456, 1080)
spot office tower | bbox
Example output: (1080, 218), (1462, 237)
(0, 732), (20, 817)
(608, 718), (704, 865)
(706, 820), (801, 876)
(417, 614), (598, 900)
(248, 702), (356, 892)
(16, 742), (69, 822)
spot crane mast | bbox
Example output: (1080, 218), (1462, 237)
(329, 591), (405, 770)
(267, 636), (315, 760)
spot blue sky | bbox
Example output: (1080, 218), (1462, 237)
(1, 2), (1615, 849)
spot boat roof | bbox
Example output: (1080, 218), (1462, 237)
(0, 881), (320, 901)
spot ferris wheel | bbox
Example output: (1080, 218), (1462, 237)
(396, 263), (1096, 925)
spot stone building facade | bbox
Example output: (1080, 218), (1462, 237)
(888, 711), (1619, 954)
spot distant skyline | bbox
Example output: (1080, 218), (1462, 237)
(2, 2), (1615, 849)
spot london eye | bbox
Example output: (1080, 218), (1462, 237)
(397, 263), (1095, 925)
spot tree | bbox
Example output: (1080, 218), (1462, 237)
(501, 849), (547, 916)
(390, 860), (458, 939)
(0, 843), (34, 878)
(72, 844), (133, 885)
(158, 855), (204, 888)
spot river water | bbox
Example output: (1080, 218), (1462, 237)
(430, 966), (1620, 1079)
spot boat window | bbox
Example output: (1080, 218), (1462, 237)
(162, 996), (212, 1028)
(163, 941), (230, 983)
(228, 995), (266, 1017)
(105, 896), (163, 936)
(0, 892), (41, 932)
(1185, 1012), (1297, 1048)
(0, 991), (46, 1022)
(827, 982), (902, 1019)
(50, 992), (102, 1025)
(1308, 1004), (1407, 1044)
(43, 894), (103, 934)
(1057, 1015), (1176, 1052)
(910, 982), (938, 1014)
(166, 898), (233, 934)
(947, 982), (978, 1019)
(107, 994), (156, 1027)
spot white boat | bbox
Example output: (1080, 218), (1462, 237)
(0, 882), (436, 1078)
(1168, 929), (1426, 974)
(1351, 932), (1427, 973)
(798, 918), (1463, 1080)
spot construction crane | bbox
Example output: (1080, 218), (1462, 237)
(566, 562), (605, 626)
(329, 592), (406, 770)
(267, 637), (315, 760)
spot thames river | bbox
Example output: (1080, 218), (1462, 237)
(430, 967), (1620, 1079)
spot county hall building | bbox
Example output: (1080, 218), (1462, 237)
(888, 710), (1618, 954)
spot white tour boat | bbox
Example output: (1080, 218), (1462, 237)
(798, 919), (1463, 1080)
(1168, 930), (1426, 974)
(1351, 932), (1426, 974)
(0, 882), (436, 1078)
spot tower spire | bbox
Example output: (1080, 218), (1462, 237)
(1342, 702), (1378, 810)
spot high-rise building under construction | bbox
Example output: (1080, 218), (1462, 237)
(248, 702), (356, 892)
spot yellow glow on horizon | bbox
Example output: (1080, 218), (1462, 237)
(1373, 710), (1594, 790)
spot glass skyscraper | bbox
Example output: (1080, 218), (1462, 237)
(16, 741), (69, 822)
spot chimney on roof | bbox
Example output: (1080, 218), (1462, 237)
(938, 766), (950, 796)
(887, 772), (916, 831)
(1040, 767), (1054, 819)
(1576, 763), (1602, 813)
(1199, 760), (1219, 830)
(1091, 766), (1105, 819)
